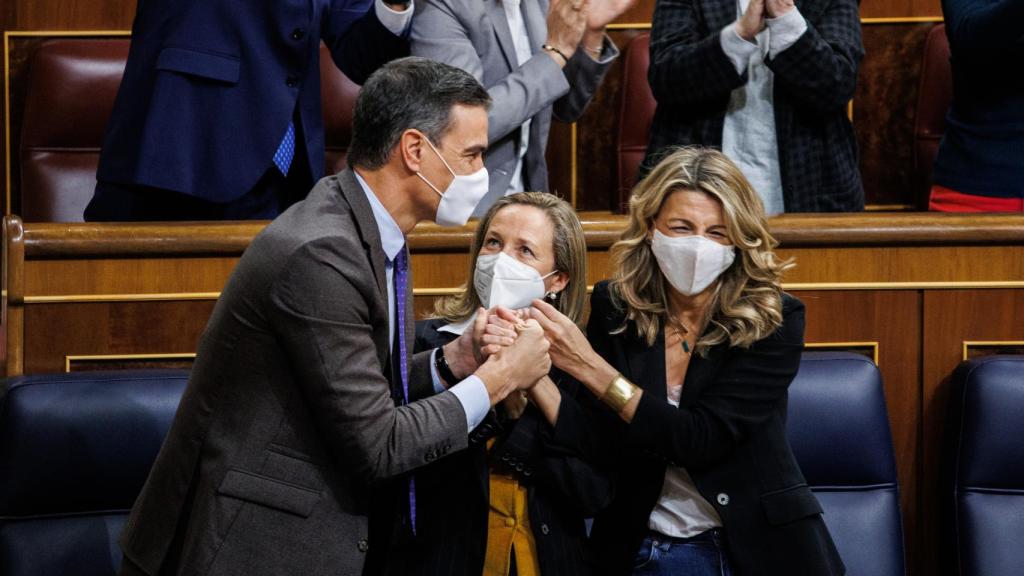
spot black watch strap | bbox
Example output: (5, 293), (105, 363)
(435, 346), (458, 385)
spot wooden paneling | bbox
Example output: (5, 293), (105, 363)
(23, 301), (213, 374)
(920, 290), (1024, 576)
(799, 289), (923, 575)
(855, 23), (934, 208)
(7, 1), (135, 29)
(860, 0), (942, 19)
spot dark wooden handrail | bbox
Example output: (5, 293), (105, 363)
(12, 212), (1024, 258)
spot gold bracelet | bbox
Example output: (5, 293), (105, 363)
(585, 44), (603, 58)
(601, 374), (637, 413)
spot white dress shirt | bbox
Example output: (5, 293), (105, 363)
(501, 0), (535, 195)
(719, 2), (807, 215)
(647, 387), (723, 538)
(354, 172), (490, 433)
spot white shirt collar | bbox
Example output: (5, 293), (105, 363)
(353, 170), (405, 262)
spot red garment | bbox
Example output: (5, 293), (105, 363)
(929, 185), (1024, 212)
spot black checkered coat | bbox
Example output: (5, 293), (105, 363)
(641, 0), (865, 212)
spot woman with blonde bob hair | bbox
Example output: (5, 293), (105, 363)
(527, 148), (844, 575)
(408, 192), (610, 576)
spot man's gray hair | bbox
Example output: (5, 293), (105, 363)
(347, 57), (491, 170)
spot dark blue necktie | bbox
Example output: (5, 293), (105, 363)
(273, 122), (296, 175)
(392, 248), (416, 534)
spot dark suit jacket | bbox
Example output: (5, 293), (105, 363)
(118, 170), (469, 576)
(96, 0), (406, 203)
(585, 281), (844, 575)
(643, 0), (864, 212)
(399, 319), (611, 576)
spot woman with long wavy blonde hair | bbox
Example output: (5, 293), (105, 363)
(526, 148), (844, 575)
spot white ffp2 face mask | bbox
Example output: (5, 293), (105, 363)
(416, 137), (489, 227)
(650, 230), (736, 296)
(474, 252), (557, 310)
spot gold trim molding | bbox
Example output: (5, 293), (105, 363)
(962, 341), (1024, 362)
(65, 352), (196, 372)
(805, 341), (879, 364)
(25, 292), (221, 304)
(17, 281), (1024, 305)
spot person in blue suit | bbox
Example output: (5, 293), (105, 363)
(86, 0), (414, 221)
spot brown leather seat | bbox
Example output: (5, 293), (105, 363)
(318, 45), (361, 175)
(18, 40), (361, 222)
(19, 40), (129, 222)
(616, 33), (656, 212)
(913, 24), (952, 209)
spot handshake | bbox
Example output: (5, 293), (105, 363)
(441, 299), (594, 407)
(472, 306), (551, 405)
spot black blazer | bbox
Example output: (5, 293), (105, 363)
(401, 319), (612, 576)
(586, 281), (844, 575)
(642, 0), (864, 212)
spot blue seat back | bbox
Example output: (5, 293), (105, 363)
(0, 370), (189, 576)
(788, 352), (905, 576)
(948, 356), (1024, 576)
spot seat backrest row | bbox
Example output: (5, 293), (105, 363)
(21, 26), (953, 221)
(0, 352), (933, 575)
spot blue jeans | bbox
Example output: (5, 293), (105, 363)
(631, 529), (733, 576)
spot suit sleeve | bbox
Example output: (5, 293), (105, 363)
(551, 38), (619, 123)
(268, 239), (468, 483)
(765, 0), (863, 114)
(324, 0), (410, 85)
(625, 299), (805, 472)
(647, 0), (747, 106)
(410, 0), (572, 143)
(941, 0), (1024, 57)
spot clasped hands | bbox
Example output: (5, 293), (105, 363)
(480, 300), (595, 383)
(737, 0), (796, 41)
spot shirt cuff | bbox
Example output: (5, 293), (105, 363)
(720, 23), (759, 75)
(766, 7), (807, 59)
(448, 375), (491, 432)
(430, 348), (446, 394)
(588, 34), (619, 64)
(375, 0), (414, 36)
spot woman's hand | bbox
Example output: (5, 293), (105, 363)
(528, 299), (598, 379)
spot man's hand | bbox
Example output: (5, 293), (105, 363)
(474, 319), (551, 404)
(765, 0), (795, 19)
(736, 0), (766, 41)
(442, 308), (489, 382)
(545, 0), (590, 64)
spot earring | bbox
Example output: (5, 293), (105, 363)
(544, 291), (558, 301)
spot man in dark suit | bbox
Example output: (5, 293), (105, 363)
(87, 0), (413, 221)
(643, 0), (865, 212)
(117, 57), (552, 576)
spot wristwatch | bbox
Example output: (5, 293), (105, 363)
(435, 346), (458, 386)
